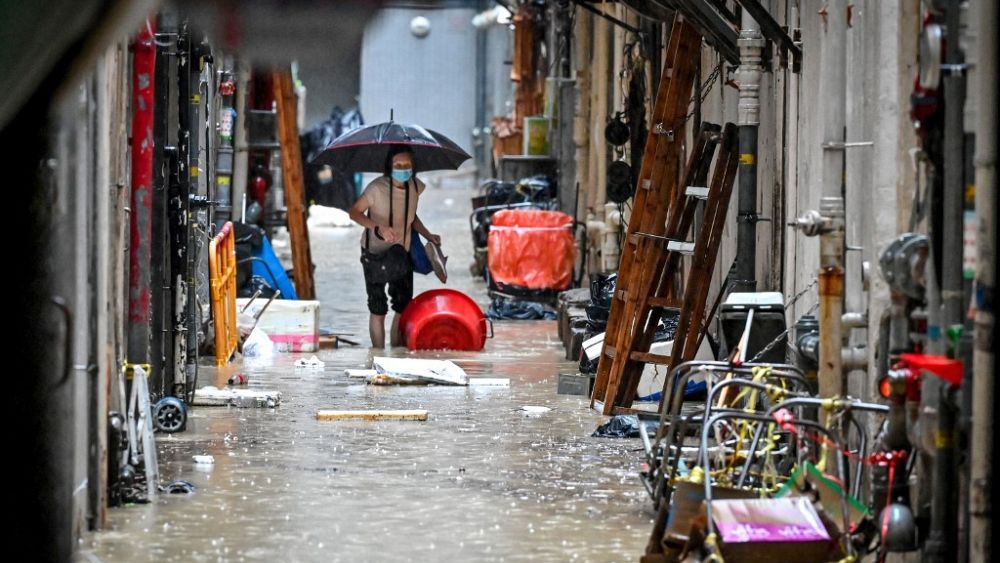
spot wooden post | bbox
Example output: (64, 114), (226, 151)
(272, 69), (315, 300)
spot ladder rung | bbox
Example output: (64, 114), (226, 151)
(685, 186), (709, 199)
(667, 241), (696, 254)
(648, 296), (681, 309)
(603, 344), (617, 359)
(630, 351), (672, 364)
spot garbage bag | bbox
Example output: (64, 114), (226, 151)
(486, 296), (557, 320)
(586, 273), (617, 324)
(487, 209), (576, 291)
(655, 310), (679, 342)
(591, 415), (660, 438)
(637, 380), (707, 403)
(243, 326), (274, 359)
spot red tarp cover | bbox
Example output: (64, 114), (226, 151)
(487, 209), (576, 291)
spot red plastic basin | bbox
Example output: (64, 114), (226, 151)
(398, 289), (488, 351)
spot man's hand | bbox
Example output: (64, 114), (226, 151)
(427, 233), (442, 246)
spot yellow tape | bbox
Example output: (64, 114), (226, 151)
(123, 363), (152, 380)
(935, 431), (956, 449)
(739, 153), (755, 165)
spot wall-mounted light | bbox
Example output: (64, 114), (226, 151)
(410, 16), (431, 38)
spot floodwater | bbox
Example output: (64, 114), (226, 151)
(79, 176), (652, 562)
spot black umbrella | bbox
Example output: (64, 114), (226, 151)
(310, 120), (472, 173)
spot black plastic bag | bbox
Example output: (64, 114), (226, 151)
(486, 296), (557, 320)
(591, 415), (660, 438)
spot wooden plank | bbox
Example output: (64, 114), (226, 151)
(629, 351), (672, 365)
(316, 409), (429, 421)
(611, 406), (648, 416)
(469, 378), (511, 387)
(603, 344), (617, 359)
(273, 70), (315, 299)
(648, 296), (681, 309)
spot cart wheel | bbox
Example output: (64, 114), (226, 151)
(153, 396), (187, 433)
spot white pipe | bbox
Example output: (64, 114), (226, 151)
(737, 9), (763, 128)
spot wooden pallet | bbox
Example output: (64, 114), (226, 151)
(591, 112), (739, 416)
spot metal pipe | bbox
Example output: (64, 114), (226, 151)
(969, 0), (996, 557)
(818, 196), (846, 398)
(473, 0), (488, 187)
(926, 380), (960, 562)
(735, 10), (763, 291)
(940, 0), (967, 330)
(127, 21), (156, 366)
(184, 37), (203, 400)
(842, 311), (867, 329)
(817, 0), (847, 400)
(215, 60), (235, 223)
(232, 62), (250, 223)
(878, 308), (892, 383)
(926, 2), (969, 559)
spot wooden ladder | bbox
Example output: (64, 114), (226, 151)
(592, 122), (738, 416)
(589, 14), (702, 414)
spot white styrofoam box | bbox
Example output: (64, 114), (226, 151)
(236, 299), (320, 353)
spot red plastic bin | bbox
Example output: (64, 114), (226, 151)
(398, 289), (492, 351)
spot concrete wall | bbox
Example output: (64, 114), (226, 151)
(690, 0), (919, 401)
(298, 30), (364, 128)
(360, 7), (478, 157)
(49, 37), (132, 540)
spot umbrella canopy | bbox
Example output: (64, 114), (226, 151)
(310, 121), (472, 173)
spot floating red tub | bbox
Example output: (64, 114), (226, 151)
(399, 289), (492, 351)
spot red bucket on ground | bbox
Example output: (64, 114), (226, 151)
(399, 289), (490, 351)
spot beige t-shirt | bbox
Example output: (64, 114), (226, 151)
(359, 176), (425, 253)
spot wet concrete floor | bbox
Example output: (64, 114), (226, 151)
(80, 178), (652, 562)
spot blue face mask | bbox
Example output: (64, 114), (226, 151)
(391, 169), (412, 183)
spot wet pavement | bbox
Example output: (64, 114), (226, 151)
(80, 177), (652, 562)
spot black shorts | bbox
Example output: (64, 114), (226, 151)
(365, 271), (414, 316)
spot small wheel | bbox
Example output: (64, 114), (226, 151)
(153, 396), (187, 433)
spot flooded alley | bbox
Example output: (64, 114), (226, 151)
(79, 182), (653, 562)
(8, 1), (996, 562)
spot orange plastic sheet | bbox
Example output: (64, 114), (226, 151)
(487, 209), (576, 290)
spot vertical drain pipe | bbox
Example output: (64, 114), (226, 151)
(926, 2), (968, 560)
(735, 9), (764, 291)
(817, 0), (847, 400)
(128, 21), (156, 369)
(969, 0), (996, 558)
